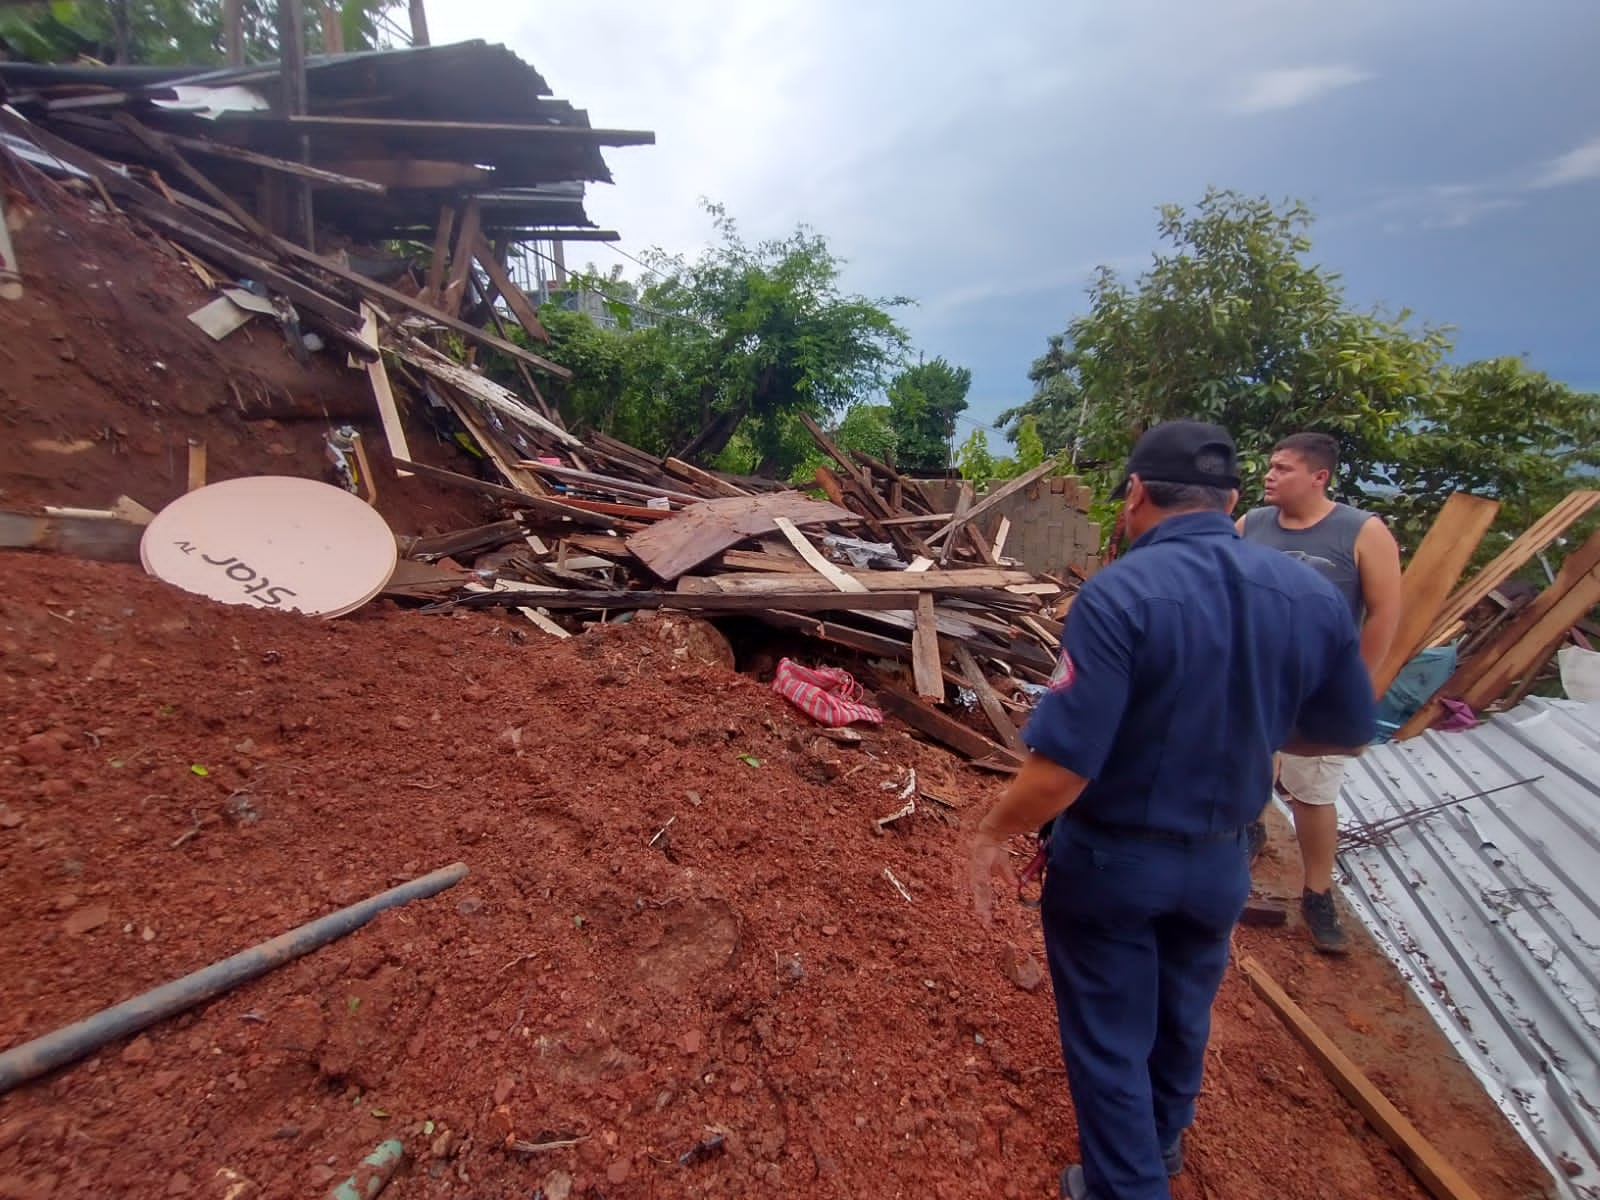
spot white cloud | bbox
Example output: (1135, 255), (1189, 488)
(1227, 65), (1372, 114)
(1531, 136), (1600, 188)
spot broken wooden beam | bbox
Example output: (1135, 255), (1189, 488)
(772, 516), (869, 594)
(421, 203), (456, 308)
(472, 234), (549, 342)
(911, 593), (945, 700)
(1423, 489), (1600, 649)
(393, 460), (620, 531)
(674, 567), (1050, 595)
(1238, 956), (1486, 1200)
(161, 131), (388, 194)
(113, 113), (279, 246)
(399, 520), (527, 562)
(441, 197), (482, 319)
(662, 457), (751, 498)
(953, 644), (1027, 754)
(1397, 526), (1600, 736)
(1371, 493), (1499, 696)
(875, 685), (1024, 771)
(441, 587), (934, 615)
(359, 303), (413, 476)
(274, 235), (573, 379)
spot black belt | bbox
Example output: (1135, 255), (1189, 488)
(1067, 814), (1245, 846)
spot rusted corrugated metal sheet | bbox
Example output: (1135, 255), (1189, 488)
(1339, 699), (1600, 1199)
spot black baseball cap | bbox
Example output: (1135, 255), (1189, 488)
(1110, 420), (1241, 500)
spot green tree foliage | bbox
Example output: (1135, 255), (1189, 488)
(886, 356), (971, 472)
(1003, 189), (1598, 560)
(1013, 414), (1045, 473)
(1380, 358), (1600, 551)
(639, 205), (909, 476)
(955, 428), (996, 483)
(526, 204), (908, 479)
(834, 403), (898, 465)
(1002, 188), (1448, 506)
(0, 0), (399, 67)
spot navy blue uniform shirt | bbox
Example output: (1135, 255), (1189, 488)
(1023, 510), (1376, 839)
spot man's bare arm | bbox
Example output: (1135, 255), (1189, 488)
(977, 753), (1090, 840)
(969, 753), (1090, 924)
(1355, 516), (1403, 686)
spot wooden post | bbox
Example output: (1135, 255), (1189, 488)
(224, 0), (244, 65)
(349, 432), (378, 506)
(320, 2), (345, 53)
(358, 304), (413, 478)
(441, 199), (482, 319)
(275, 0), (314, 247)
(407, 0), (430, 46)
(0, 192), (21, 301)
(186, 439), (207, 493)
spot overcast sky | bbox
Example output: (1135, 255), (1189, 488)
(432, 0), (1600, 434)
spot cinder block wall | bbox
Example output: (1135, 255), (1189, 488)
(922, 476), (1101, 578)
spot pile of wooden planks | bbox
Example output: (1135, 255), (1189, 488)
(381, 420), (1088, 773)
(1385, 490), (1600, 737)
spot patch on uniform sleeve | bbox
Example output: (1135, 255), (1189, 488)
(1049, 650), (1076, 691)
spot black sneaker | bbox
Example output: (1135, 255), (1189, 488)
(1059, 1165), (1095, 1199)
(1058, 1141), (1181, 1199)
(1246, 820), (1267, 867)
(1301, 888), (1349, 955)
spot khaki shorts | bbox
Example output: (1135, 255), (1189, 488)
(1276, 753), (1348, 807)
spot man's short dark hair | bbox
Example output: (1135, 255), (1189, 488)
(1273, 432), (1339, 477)
(1141, 481), (1234, 511)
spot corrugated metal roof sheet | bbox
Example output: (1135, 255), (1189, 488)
(1339, 698), (1600, 1199)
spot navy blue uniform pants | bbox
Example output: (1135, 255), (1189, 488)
(1041, 820), (1251, 1200)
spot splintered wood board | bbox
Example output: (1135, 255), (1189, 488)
(625, 493), (855, 581)
(1373, 493), (1499, 694)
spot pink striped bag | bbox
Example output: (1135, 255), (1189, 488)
(771, 658), (884, 727)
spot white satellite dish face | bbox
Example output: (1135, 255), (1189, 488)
(141, 476), (398, 618)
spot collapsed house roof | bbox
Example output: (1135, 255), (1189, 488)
(1339, 697), (1600, 1197)
(0, 40), (653, 240)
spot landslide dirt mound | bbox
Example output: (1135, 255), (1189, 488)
(0, 554), (1447, 1200)
(0, 178), (484, 536)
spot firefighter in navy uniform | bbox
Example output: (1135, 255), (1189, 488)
(969, 421), (1376, 1200)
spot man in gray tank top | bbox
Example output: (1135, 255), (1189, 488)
(1238, 432), (1402, 953)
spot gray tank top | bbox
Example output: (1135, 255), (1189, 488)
(1241, 503), (1369, 624)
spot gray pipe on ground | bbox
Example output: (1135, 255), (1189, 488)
(0, 861), (468, 1096)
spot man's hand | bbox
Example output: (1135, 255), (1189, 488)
(969, 828), (1018, 927)
(968, 753), (1090, 926)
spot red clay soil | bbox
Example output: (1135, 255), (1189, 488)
(0, 178), (487, 537)
(0, 552), (1543, 1200)
(1243, 816), (1554, 1200)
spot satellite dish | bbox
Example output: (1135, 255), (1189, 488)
(141, 476), (398, 618)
